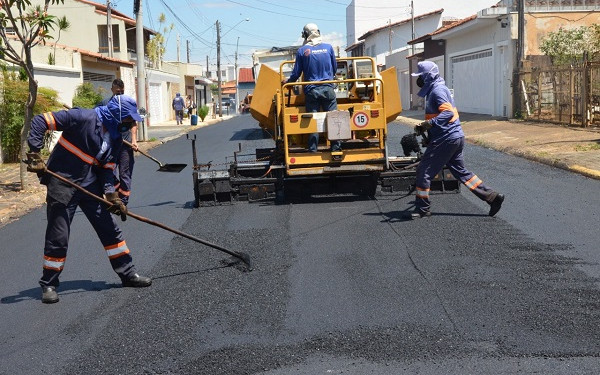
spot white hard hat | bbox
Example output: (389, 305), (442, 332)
(302, 23), (320, 38)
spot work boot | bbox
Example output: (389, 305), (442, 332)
(41, 286), (59, 304)
(122, 273), (152, 288)
(489, 194), (505, 217)
(406, 210), (431, 220)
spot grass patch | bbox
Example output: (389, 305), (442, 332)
(574, 143), (600, 152)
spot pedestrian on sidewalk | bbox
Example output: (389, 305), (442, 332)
(26, 94), (152, 304)
(98, 79), (137, 206)
(172, 92), (185, 125)
(408, 61), (504, 219)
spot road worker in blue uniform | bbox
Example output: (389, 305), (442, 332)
(409, 61), (504, 219)
(26, 94), (152, 304)
(285, 23), (341, 154)
(98, 79), (137, 207)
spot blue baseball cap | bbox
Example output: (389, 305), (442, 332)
(107, 94), (143, 122)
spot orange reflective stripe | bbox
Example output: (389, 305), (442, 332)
(43, 112), (57, 131)
(464, 175), (483, 190)
(43, 255), (66, 271)
(118, 188), (131, 196)
(58, 137), (96, 164)
(57, 136), (116, 170)
(104, 241), (130, 259)
(416, 187), (430, 198)
(438, 102), (459, 123)
(425, 113), (437, 120)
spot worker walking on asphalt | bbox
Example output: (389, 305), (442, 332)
(409, 61), (504, 219)
(285, 23), (341, 154)
(26, 94), (152, 304)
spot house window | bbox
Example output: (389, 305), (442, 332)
(97, 24), (120, 54)
(5, 27), (16, 35)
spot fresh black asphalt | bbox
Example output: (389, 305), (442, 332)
(2, 115), (600, 374)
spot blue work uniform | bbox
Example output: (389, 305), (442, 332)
(288, 43), (341, 152)
(28, 108), (138, 288)
(414, 62), (499, 214)
(100, 96), (135, 205)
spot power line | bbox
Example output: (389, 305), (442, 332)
(224, 0), (345, 22)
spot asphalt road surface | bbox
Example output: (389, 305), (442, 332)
(2, 115), (600, 374)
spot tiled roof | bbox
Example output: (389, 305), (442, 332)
(238, 67), (254, 83)
(408, 14), (477, 44)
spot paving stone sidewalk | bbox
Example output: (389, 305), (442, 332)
(1, 112), (599, 228)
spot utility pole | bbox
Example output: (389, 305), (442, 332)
(411, 0), (415, 55)
(388, 19), (392, 55)
(106, 0), (113, 58)
(176, 34), (180, 62)
(512, 0), (524, 118)
(235, 36), (239, 114)
(186, 40), (190, 63)
(216, 20), (222, 117)
(134, 0), (147, 141)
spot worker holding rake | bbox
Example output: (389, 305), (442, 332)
(26, 94), (152, 304)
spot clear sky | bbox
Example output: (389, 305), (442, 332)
(116, 0), (500, 68)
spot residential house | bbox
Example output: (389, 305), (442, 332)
(405, 0), (600, 117)
(237, 67), (255, 110)
(348, 9), (445, 110)
(29, 0), (155, 104)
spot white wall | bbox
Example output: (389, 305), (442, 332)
(386, 49), (411, 110)
(346, 0), (411, 47)
(361, 15), (442, 66)
(440, 18), (513, 116)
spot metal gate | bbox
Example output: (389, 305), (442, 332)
(519, 60), (600, 127)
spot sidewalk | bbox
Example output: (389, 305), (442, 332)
(1, 111), (599, 227)
(0, 114), (232, 228)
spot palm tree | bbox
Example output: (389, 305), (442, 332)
(52, 16), (70, 65)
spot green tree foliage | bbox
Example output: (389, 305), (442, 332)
(0, 68), (62, 162)
(72, 82), (103, 108)
(51, 15), (70, 65)
(0, 0), (64, 188)
(540, 26), (600, 65)
(147, 13), (174, 69)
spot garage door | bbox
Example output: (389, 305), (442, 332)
(450, 49), (493, 115)
(148, 83), (164, 125)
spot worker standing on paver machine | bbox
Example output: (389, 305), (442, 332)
(285, 23), (341, 155)
(408, 61), (504, 219)
(26, 94), (152, 304)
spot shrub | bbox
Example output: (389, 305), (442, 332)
(72, 82), (104, 108)
(198, 105), (209, 121)
(0, 70), (63, 162)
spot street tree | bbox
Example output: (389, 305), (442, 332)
(0, 0), (64, 190)
(540, 26), (600, 65)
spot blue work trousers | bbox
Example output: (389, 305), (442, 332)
(415, 136), (497, 213)
(40, 184), (136, 287)
(116, 146), (134, 205)
(305, 85), (341, 152)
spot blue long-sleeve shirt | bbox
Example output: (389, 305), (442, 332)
(421, 76), (464, 144)
(288, 43), (337, 94)
(28, 108), (119, 202)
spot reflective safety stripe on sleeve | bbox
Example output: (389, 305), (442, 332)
(438, 102), (459, 123)
(464, 175), (483, 191)
(104, 241), (130, 259)
(118, 188), (130, 196)
(43, 112), (57, 131)
(43, 255), (66, 271)
(416, 187), (430, 199)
